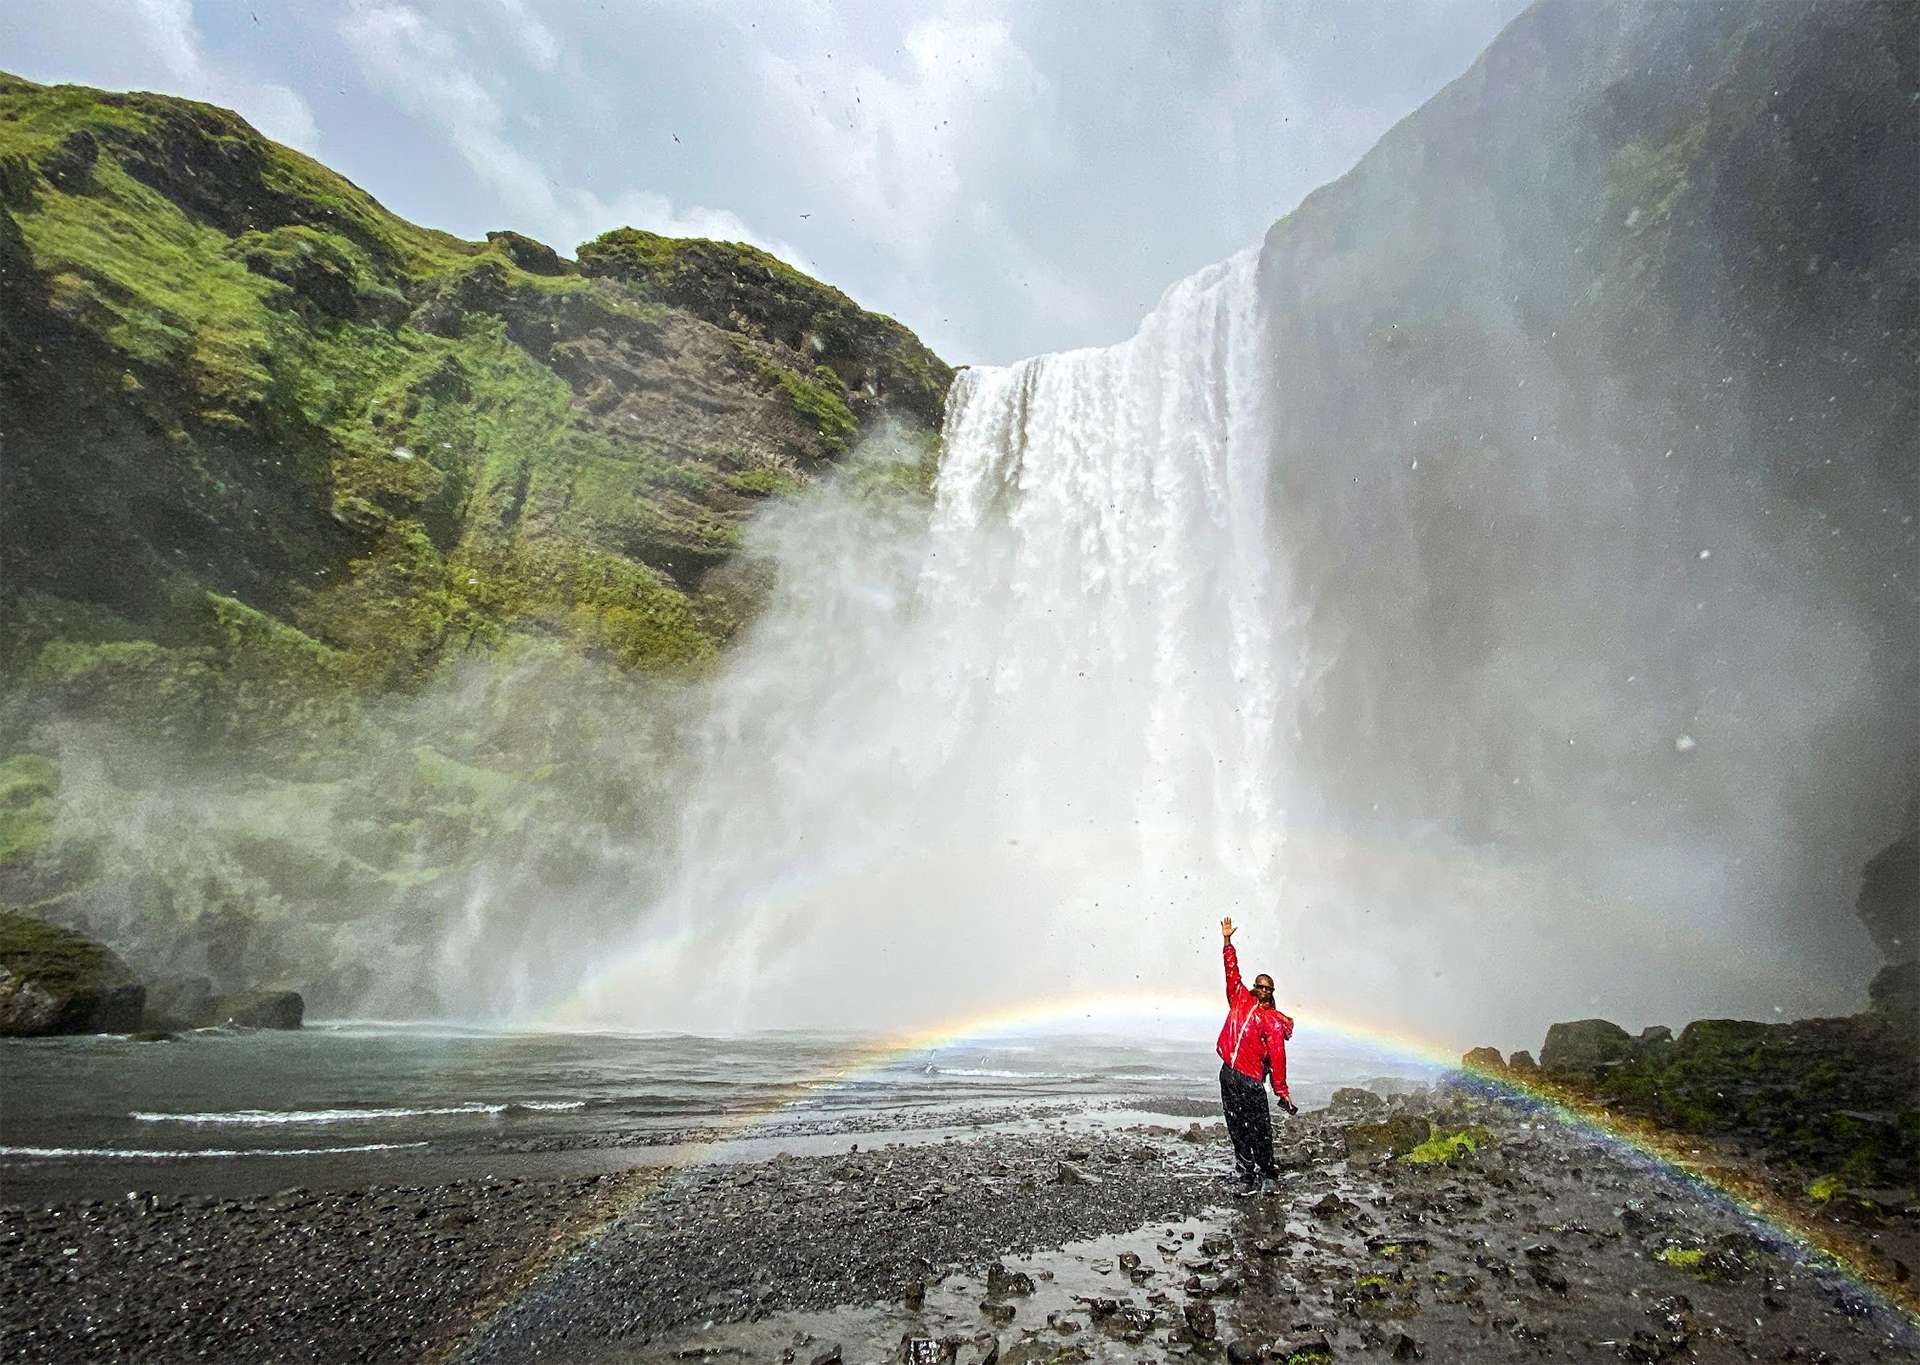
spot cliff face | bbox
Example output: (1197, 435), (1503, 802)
(0, 77), (949, 683)
(0, 77), (949, 1011)
(1249, 0), (1915, 995)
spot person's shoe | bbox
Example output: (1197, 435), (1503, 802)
(1258, 1176), (1281, 1196)
(1232, 1179), (1260, 1198)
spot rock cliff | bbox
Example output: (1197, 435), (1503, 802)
(0, 76), (949, 1009)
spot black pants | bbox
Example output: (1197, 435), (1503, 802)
(1220, 1063), (1276, 1183)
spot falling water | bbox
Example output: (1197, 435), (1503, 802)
(563, 248), (1306, 1033)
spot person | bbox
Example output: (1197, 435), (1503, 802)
(1215, 915), (1296, 1195)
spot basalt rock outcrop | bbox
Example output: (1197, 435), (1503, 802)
(0, 909), (144, 1036)
(1540, 1019), (1639, 1074)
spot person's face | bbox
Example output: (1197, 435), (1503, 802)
(1252, 975), (1275, 1004)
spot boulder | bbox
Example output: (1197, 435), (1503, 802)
(1345, 1115), (1432, 1162)
(1329, 1086), (1386, 1116)
(985, 1264), (1034, 1298)
(1507, 1050), (1539, 1073)
(1540, 1019), (1637, 1073)
(485, 229), (573, 277)
(1461, 1046), (1505, 1071)
(144, 974), (214, 1029)
(207, 989), (304, 1030)
(0, 910), (144, 1036)
(1637, 1025), (1675, 1049)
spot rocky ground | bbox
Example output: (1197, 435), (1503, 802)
(4, 1091), (1915, 1364)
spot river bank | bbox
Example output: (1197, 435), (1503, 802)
(5, 1088), (1916, 1364)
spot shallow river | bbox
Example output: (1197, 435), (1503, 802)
(0, 1021), (1430, 1201)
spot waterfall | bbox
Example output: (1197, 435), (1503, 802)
(562, 248), (1302, 1033)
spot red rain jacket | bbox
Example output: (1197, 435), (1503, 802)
(1216, 942), (1293, 1100)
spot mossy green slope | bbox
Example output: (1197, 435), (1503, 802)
(0, 74), (951, 1009)
(0, 73), (951, 684)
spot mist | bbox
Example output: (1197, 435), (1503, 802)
(12, 0), (1909, 1055)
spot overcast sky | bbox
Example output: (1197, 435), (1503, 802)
(3, 0), (1529, 364)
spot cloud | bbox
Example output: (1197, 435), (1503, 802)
(339, 1), (807, 265)
(491, 0), (562, 74)
(8, 0), (320, 152)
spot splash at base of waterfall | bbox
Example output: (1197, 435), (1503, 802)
(561, 249), (1312, 1033)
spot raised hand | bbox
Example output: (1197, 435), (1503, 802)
(1220, 916), (1235, 941)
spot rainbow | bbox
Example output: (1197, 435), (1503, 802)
(473, 991), (1918, 1340)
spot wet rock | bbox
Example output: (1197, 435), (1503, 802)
(1540, 1019), (1637, 1073)
(1506, 1050), (1539, 1073)
(1528, 1260), (1570, 1294)
(1226, 1339), (1259, 1363)
(1391, 1332), (1425, 1361)
(1182, 1299), (1218, 1341)
(1329, 1087), (1386, 1116)
(807, 1346), (843, 1365)
(902, 1279), (925, 1310)
(986, 1263), (1035, 1298)
(0, 911), (145, 1036)
(956, 1339), (999, 1365)
(143, 974), (214, 1029)
(1275, 1334), (1333, 1362)
(1461, 1046), (1505, 1071)
(1344, 1115), (1432, 1161)
(1052, 1162), (1098, 1187)
(206, 990), (304, 1030)
(1617, 1329), (1688, 1362)
(1618, 1201), (1662, 1236)
(979, 1302), (1016, 1325)
(1311, 1193), (1344, 1219)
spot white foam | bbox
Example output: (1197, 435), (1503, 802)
(131, 1102), (514, 1125)
(0, 1142), (429, 1160)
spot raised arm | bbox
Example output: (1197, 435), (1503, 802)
(1220, 917), (1248, 1004)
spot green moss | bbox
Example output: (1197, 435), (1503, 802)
(0, 908), (133, 992)
(723, 335), (857, 454)
(725, 466), (805, 498)
(1400, 1126), (1494, 1164)
(200, 594), (343, 674)
(1805, 1173), (1847, 1203)
(0, 754), (57, 866)
(1654, 1246), (1706, 1269)
(580, 225), (952, 427)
